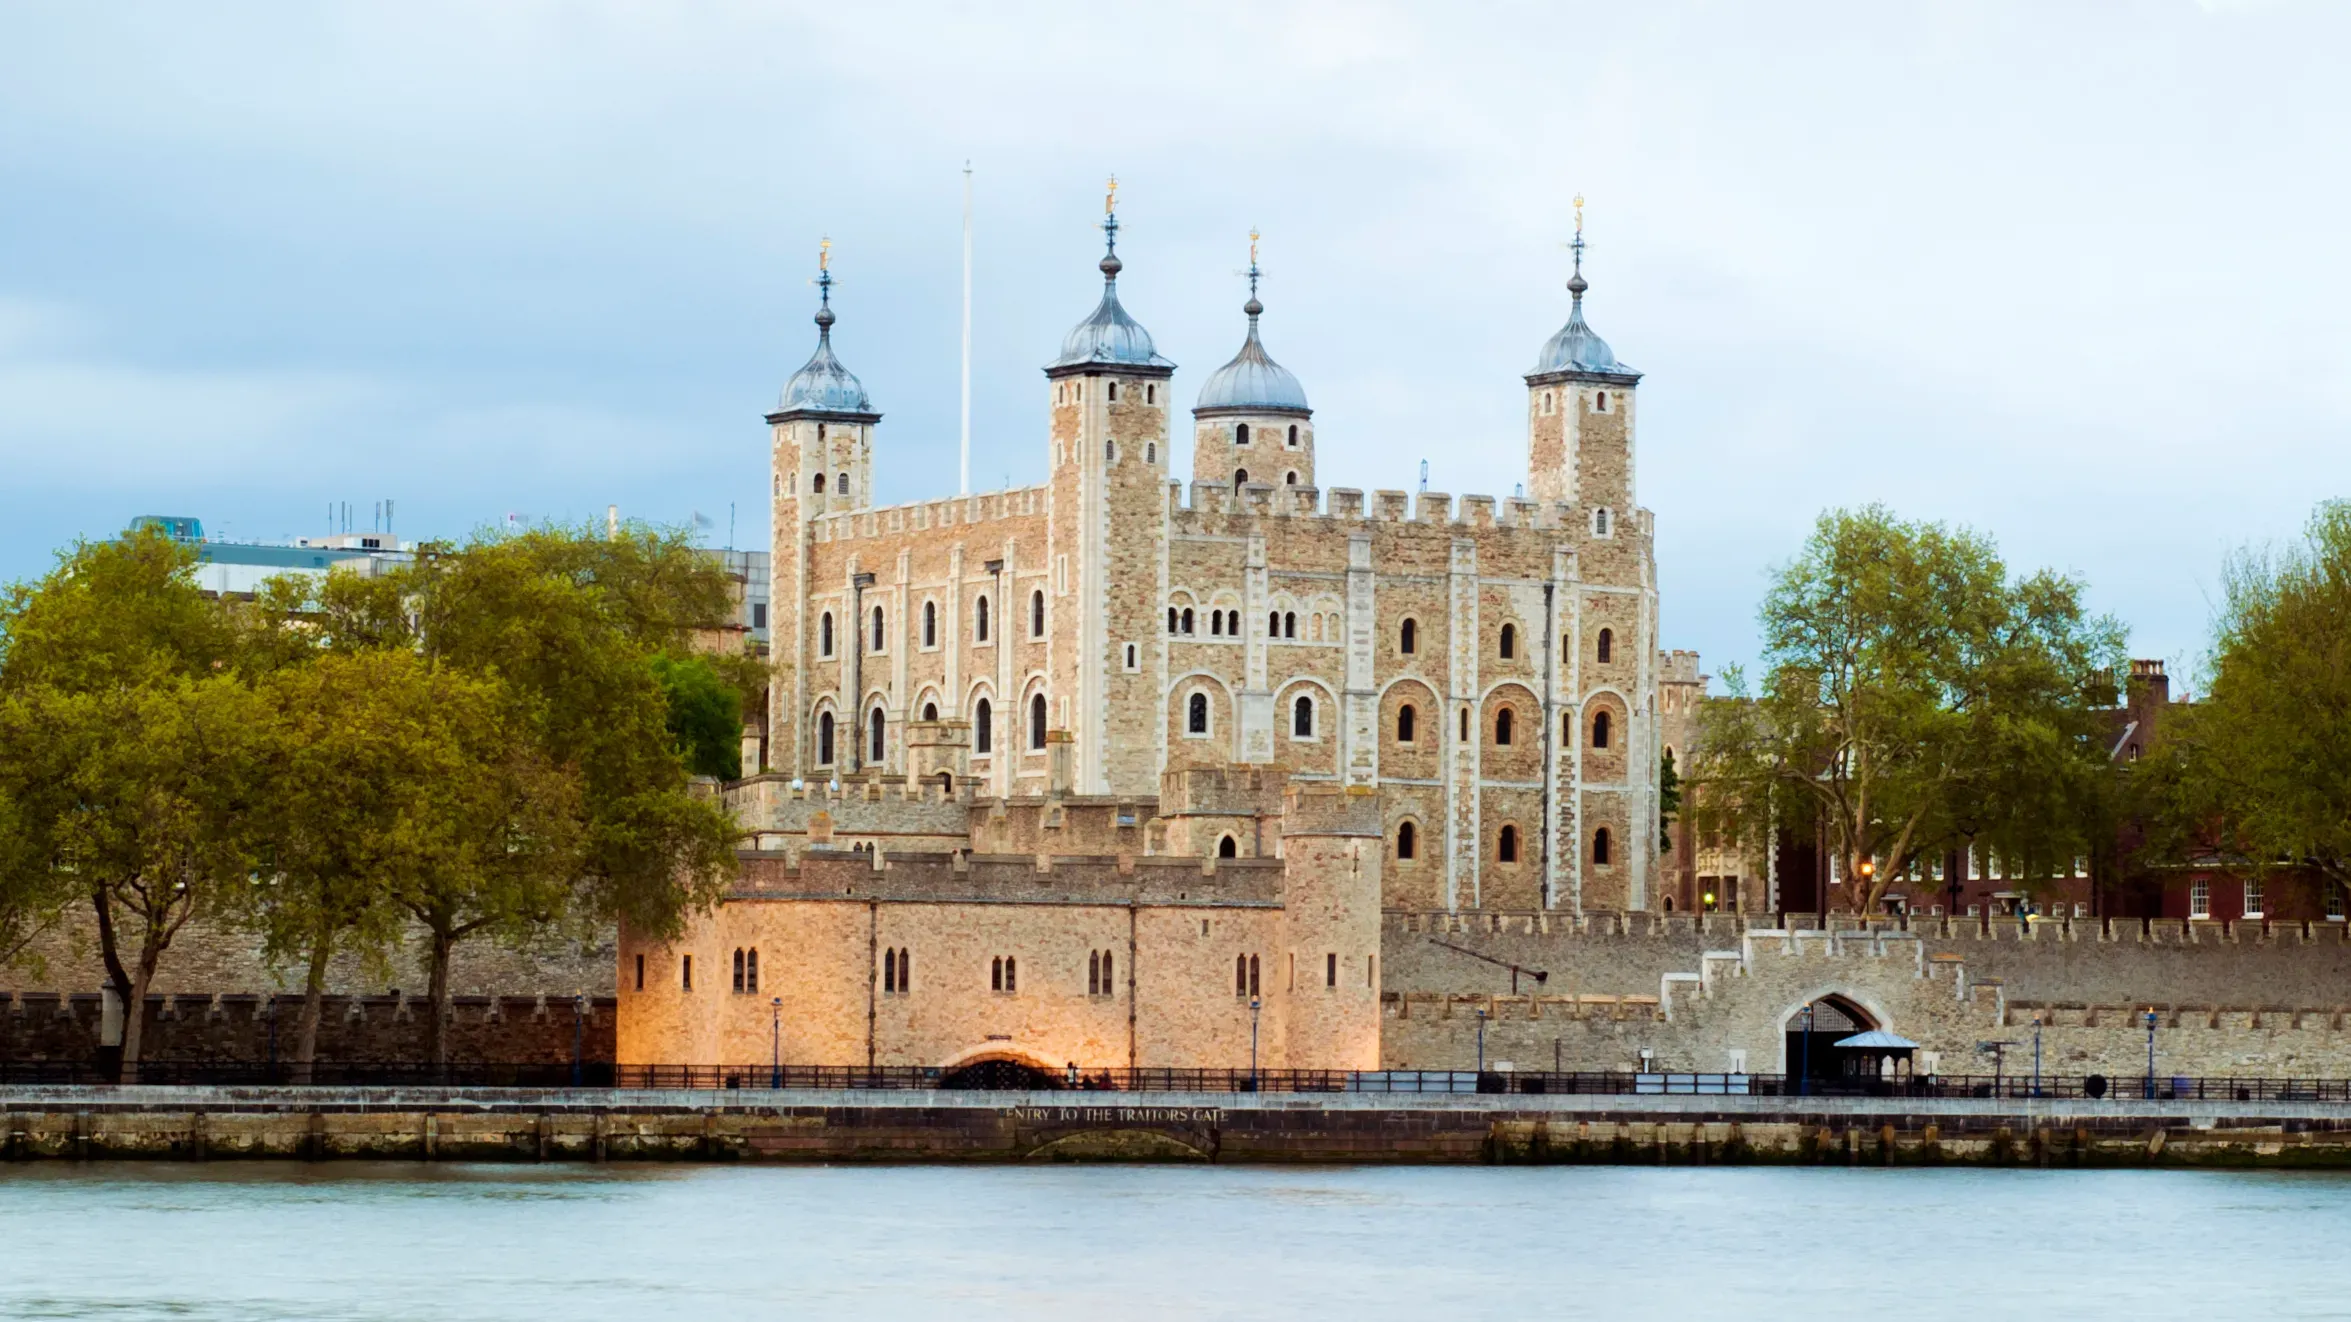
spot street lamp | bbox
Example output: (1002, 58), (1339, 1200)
(2144, 1009), (2159, 1100)
(1249, 996), (1262, 1091)
(571, 992), (587, 1087)
(1476, 1007), (1489, 1075)
(2032, 1013), (2044, 1098)
(1798, 1001), (1815, 1097)
(770, 996), (784, 1090)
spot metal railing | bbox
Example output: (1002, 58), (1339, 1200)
(8, 1059), (2351, 1102)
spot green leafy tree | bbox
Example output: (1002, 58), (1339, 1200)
(1694, 505), (2125, 913)
(1659, 749), (1682, 854)
(653, 651), (744, 780)
(2135, 503), (2351, 897)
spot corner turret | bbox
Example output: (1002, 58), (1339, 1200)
(1193, 230), (1315, 494)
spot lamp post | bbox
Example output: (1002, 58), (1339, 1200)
(1248, 996), (1261, 1091)
(2144, 1009), (2159, 1100)
(1476, 1007), (1489, 1075)
(2032, 1014), (2044, 1098)
(571, 992), (586, 1087)
(1798, 1001), (1815, 1097)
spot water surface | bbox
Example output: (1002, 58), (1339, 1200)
(2, 1162), (2344, 1319)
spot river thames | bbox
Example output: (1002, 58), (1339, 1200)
(2, 1163), (2346, 1319)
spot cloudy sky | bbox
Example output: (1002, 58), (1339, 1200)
(2, 1), (2343, 679)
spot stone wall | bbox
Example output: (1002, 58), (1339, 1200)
(1, 992), (615, 1064)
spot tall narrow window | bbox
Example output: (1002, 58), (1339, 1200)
(1235, 422), (1250, 445)
(1169, 607), (1179, 634)
(1188, 692), (1209, 735)
(1400, 618), (1417, 654)
(733, 948), (745, 993)
(1494, 707), (1514, 746)
(923, 601), (937, 647)
(1236, 954), (1249, 996)
(1596, 390), (1608, 412)
(1498, 825), (1519, 863)
(974, 698), (993, 754)
(898, 949), (910, 993)
(1397, 820), (1417, 860)
(1268, 611), (1280, 638)
(1234, 468), (1249, 491)
(1101, 951), (1113, 994)
(885, 948), (898, 994)
(1597, 628), (1613, 663)
(871, 606), (885, 652)
(839, 473), (851, 499)
(820, 612), (834, 657)
(1089, 950), (1101, 996)
(2244, 879), (2266, 919)
(817, 712), (835, 765)
(1397, 704), (1416, 744)
(1562, 711), (1574, 744)
(921, 701), (938, 722)
(1293, 694), (1314, 737)
(681, 955), (693, 992)
(1326, 953), (1337, 988)
(991, 957), (1003, 991)
(745, 948), (758, 993)
(1499, 623), (1516, 659)
(634, 954), (644, 991)
(1592, 710), (1612, 748)
(813, 472), (825, 494)
(1287, 424), (1299, 448)
(1460, 708), (1470, 741)
(1284, 612), (1296, 638)
(1107, 381), (1119, 402)
(1248, 954), (1260, 996)
(1181, 608), (1194, 634)
(976, 596), (990, 642)
(869, 708), (886, 763)
(1031, 591), (1045, 637)
(1593, 827), (1612, 865)
(1218, 835), (1237, 858)
(1004, 956), (1016, 992)
(1030, 693), (1047, 749)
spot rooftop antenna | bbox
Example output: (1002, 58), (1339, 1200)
(959, 161), (973, 498)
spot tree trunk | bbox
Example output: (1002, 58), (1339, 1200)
(294, 929), (333, 1083)
(91, 887), (131, 1006)
(120, 929), (166, 1084)
(426, 927), (455, 1074)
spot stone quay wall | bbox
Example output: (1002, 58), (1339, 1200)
(2, 992), (617, 1065)
(9, 1088), (2351, 1167)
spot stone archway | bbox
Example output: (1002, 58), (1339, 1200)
(1783, 994), (1878, 1090)
(939, 1053), (1064, 1091)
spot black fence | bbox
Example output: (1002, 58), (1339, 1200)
(5, 1059), (2351, 1102)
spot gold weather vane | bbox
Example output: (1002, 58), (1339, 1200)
(1249, 227), (1260, 266)
(1574, 194), (1584, 237)
(1105, 175), (1118, 215)
(818, 235), (831, 271)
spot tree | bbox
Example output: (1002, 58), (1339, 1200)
(1695, 505), (2125, 913)
(1659, 749), (1681, 854)
(653, 651), (744, 780)
(2136, 503), (2351, 899)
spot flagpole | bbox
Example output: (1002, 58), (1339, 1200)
(959, 160), (973, 497)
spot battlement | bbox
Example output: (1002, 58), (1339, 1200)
(808, 484), (1048, 546)
(731, 846), (1286, 906)
(1658, 649), (1704, 685)
(1160, 764), (1288, 817)
(1280, 782), (1384, 838)
(1166, 481), (1652, 539)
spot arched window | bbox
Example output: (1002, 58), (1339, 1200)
(1100, 951), (1113, 994)
(812, 472), (825, 494)
(1209, 610), (1222, 637)
(897, 948), (909, 993)
(1105, 439), (1116, 463)
(817, 711), (835, 765)
(1494, 707), (1514, 746)
(732, 948), (745, 993)
(1030, 693), (1048, 749)
(1004, 956), (1016, 992)
(1268, 611), (1280, 637)
(1284, 471), (1298, 486)
(1400, 618), (1417, 654)
(1596, 390), (1609, 412)
(921, 700), (938, 722)
(1293, 694), (1315, 738)
(1397, 704), (1417, 744)
(746, 948), (757, 993)
(1218, 835), (1237, 858)
(1168, 607), (1179, 634)
(1235, 954), (1249, 996)
(991, 957), (1002, 991)
(1286, 424), (1299, 448)
(820, 612), (834, 657)
(976, 595), (990, 642)
(1248, 954), (1260, 996)
(1592, 710), (1612, 749)
(1597, 628), (1613, 664)
(681, 955), (692, 991)
(1181, 607), (1194, 634)
(1031, 591), (1045, 637)
(1089, 950), (1100, 995)
(1499, 623), (1516, 659)
(1235, 422), (1250, 445)
(871, 606), (885, 652)
(1593, 827), (1612, 865)
(1146, 442), (1156, 463)
(1283, 612), (1297, 638)
(869, 707), (886, 763)
(1188, 692), (1209, 735)
(1563, 711), (1574, 744)
(884, 949), (896, 994)
(1498, 824), (1519, 863)
(1460, 708), (1470, 741)
(1107, 381), (1119, 402)
(1397, 820), (1417, 860)
(974, 698), (993, 754)
(838, 473), (851, 499)
(1234, 468), (1249, 491)
(923, 601), (937, 648)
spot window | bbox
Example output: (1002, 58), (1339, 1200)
(1460, 708), (1470, 741)
(817, 712), (836, 765)
(1597, 628), (1612, 663)
(1209, 610), (1223, 637)
(2244, 879), (2265, 920)
(882, 947), (898, 994)
(869, 708), (886, 763)
(634, 953), (644, 991)
(1397, 704), (1416, 744)
(1284, 471), (1298, 486)
(1218, 835), (1237, 858)
(974, 698), (993, 754)
(681, 955), (693, 991)
(1107, 381), (1119, 402)
(976, 596), (991, 642)
(921, 701), (939, 722)
(1235, 955), (1249, 996)
(733, 948), (745, 992)
(1146, 384), (1156, 405)
(1542, 390), (1555, 415)
(1593, 828), (1612, 866)
(1285, 612), (1297, 638)
(751, 603), (767, 630)
(1188, 692), (1209, 735)
(1105, 439), (1116, 463)
(1004, 956), (1016, 992)
(1498, 825), (1518, 864)
(1494, 707), (1514, 746)
(1397, 820), (1416, 860)
(2190, 879), (2211, 919)
(813, 472), (826, 494)
(1181, 607), (1195, 634)
(1031, 591), (1045, 637)
(1168, 607), (1179, 634)
(1592, 710), (1612, 749)
(2127, 742), (2141, 762)
(820, 612), (834, 657)
(1593, 507), (1611, 537)
(1286, 424), (1300, 448)
(1499, 623), (1516, 659)
(1234, 468), (1249, 491)
(1596, 390), (1609, 412)
(922, 601), (937, 647)
(746, 949), (757, 993)
(1400, 619), (1417, 654)
(1268, 611), (1279, 637)
(1030, 694), (1047, 749)
(839, 473), (851, 499)
(871, 606), (885, 652)
(1235, 422), (1250, 445)
(1146, 442), (1155, 463)
(1089, 950), (1101, 995)
(1326, 953), (1338, 988)
(1124, 643), (1137, 670)
(992, 956), (1019, 992)
(1293, 694), (1315, 738)
(2330, 885), (2346, 921)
